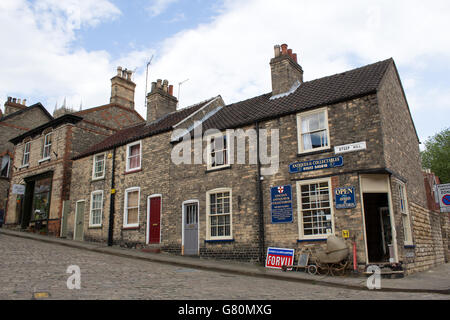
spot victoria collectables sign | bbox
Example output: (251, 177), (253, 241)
(289, 156), (343, 173)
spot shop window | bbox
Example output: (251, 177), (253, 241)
(42, 133), (52, 159)
(22, 142), (31, 166)
(89, 191), (103, 227)
(92, 153), (106, 180)
(297, 108), (330, 153)
(0, 155), (10, 178)
(398, 183), (413, 245)
(207, 133), (230, 170)
(206, 188), (232, 240)
(297, 178), (334, 239)
(126, 141), (141, 172)
(32, 177), (52, 222)
(124, 187), (140, 227)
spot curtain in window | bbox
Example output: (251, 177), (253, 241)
(1, 155), (10, 177)
(128, 145), (140, 169)
(126, 191), (139, 224)
(301, 112), (327, 151)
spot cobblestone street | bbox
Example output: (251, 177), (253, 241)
(0, 234), (448, 300)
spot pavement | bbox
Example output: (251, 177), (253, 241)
(1, 228), (449, 295)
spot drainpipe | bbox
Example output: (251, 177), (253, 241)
(107, 148), (116, 246)
(256, 121), (265, 265)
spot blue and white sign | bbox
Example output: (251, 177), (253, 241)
(335, 187), (356, 209)
(289, 156), (343, 173)
(271, 185), (293, 224)
(265, 247), (295, 269)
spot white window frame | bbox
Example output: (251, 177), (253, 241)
(126, 140), (141, 172)
(398, 183), (413, 245)
(296, 177), (335, 240)
(22, 141), (31, 167)
(296, 107), (330, 154)
(206, 188), (233, 240)
(42, 132), (52, 160)
(124, 187), (140, 228)
(92, 152), (106, 180)
(89, 190), (103, 227)
(0, 154), (10, 178)
(206, 132), (231, 171)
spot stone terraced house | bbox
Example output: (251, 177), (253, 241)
(64, 44), (448, 275)
(4, 67), (145, 236)
(0, 99), (53, 225)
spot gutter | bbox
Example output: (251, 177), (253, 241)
(255, 121), (265, 265)
(107, 147), (116, 246)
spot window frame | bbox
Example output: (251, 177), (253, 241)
(0, 154), (10, 178)
(398, 182), (413, 245)
(296, 107), (330, 154)
(42, 132), (52, 160)
(296, 177), (335, 240)
(125, 140), (142, 172)
(22, 141), (31, 167)
(89, 190), (104, 227)
(92, 152), (106, 180)
(206, 132), (231, 171)
(206, 188), (233, 240)
(124, 187), (140, 228)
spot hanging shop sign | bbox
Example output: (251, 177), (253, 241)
(289, 156), (343, 173)
(334, 141), (367, 154)
(270, 185), (293, 224)
(265, 247), (295, 269)
(12, 184), (25, 195)
(335, 186), (356, 209)
(436, 183), (450, 213)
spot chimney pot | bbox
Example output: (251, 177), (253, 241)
(163, 80), (169, 93)
(126, 70), (132, 81)
(168, 85), (174, 96)
(156, 79), (162, 88)
(12, 98), (16, 103)
(22, 99), (27, 106)
(151, 82), (156, 92)
(117, 66), (122, 76)
(281, 44), (288, 55)
(292, 53), (298, 63)
(17, 98), (21, 104)
(287, 49), (293, 57)
(274, 45), (281, 58)
(7, 97), (12, 102)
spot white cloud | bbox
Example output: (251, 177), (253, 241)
(146, 0), (179, 17)
(0, 0), (120, 112)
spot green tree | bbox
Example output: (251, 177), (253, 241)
(421, 127), (450, 183)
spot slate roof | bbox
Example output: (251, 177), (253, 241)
(73, 58), (394, 160)
(0, 102), (53, 123)
(200, 58), (393, 131)
(73, 96), (221, 159)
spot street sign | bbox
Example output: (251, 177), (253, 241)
(270, 185), (293, 224)
(437, 183), (450, 213)
(265, 247), (295, 269)
(334, 141), (367, 154)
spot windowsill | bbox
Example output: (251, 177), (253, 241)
(91, 176), (105, 182)
(297, 148), (332, 158)
(125, 168), (142, 175)
(205, 164), (231, 173)
(38, 157), (51, 164)
(19, 164), (29, 169)
(88, 225), (102, 229)
(122, 225), (140, 230)
(205, 239), (234, 243)
(404, 244), (415, 249)
(297, 238), (328, 243)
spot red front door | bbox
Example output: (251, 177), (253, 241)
(148, 197), (161, 244)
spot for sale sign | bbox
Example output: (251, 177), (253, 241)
(265, 247), (295, 269)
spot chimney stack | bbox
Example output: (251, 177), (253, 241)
(4, 96), (27, 116)
(146, 78), (178, 123)
(110, 66), (136, 109)
(270, 43), (303, 96)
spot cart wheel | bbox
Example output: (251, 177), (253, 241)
(307, 265), (318, 275)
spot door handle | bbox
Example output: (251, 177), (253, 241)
(152, 223), (159, 226)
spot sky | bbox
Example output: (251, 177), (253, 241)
(0, 0), (449, 144)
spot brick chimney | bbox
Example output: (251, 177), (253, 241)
(4, 96), (27, 116)
(146, 79), (177, 123)
(110, 66), (136, 109)
(270, 44), (304, 96)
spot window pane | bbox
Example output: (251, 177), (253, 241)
(127, 208), (138, 225)
(127, 191), (139, 207)
(301, 181), (331, 237)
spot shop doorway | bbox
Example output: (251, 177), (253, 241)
(363, 193), (393, 263)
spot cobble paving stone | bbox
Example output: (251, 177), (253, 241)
(0, 234), (448, 300)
